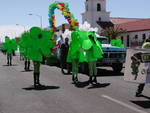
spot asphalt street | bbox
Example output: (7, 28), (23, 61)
(0, 53), (150, 113)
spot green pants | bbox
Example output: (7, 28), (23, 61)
(33, 61), (40, 73)
(72, 59), (79, 77)
(88, 61), (97, 76)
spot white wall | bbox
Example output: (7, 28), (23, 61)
(118, 30), (150, 47)
(82, 0), (110, 31)
(0, 25), (29, 42)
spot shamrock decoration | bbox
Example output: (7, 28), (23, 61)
(19, 32), (31, 56)
(19, 27), (55, 62)
(67, 30), (103, 62)
(110, 39), (124, 47)
(2, 37), (17, 54)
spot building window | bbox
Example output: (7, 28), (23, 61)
(127, 35), (130, 47)
(142, 34), (146, 40)
(121, 36), (124, 43)
(86, 4), (88, 11)
(97, 3), (101, 11)
(98, 17), (101, 21)
(135, 35), (138, 39)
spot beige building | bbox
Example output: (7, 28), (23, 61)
(82, 0), (150, 47)
(82, 0), (111, 32)
(112, 18), (150, 47)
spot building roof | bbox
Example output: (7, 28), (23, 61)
(97, 21), (114, 29)
(110, 17), (143, 24)
(113, 18), (150, 32)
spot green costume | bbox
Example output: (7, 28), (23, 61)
(19, 32), (31, 71)
(110, 39), (124, 47)
(85, 32), (103, 84)
(142, 42), (150, 49)
(2, 38), (17, 65)
(19, 27), (55, 87)
(67, 31), (103, 84)
(67, 31), (88, 83)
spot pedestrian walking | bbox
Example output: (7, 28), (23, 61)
(135, 38), (150, 97)
(60, 37), (70, 74)
(24, 57), (30, 71)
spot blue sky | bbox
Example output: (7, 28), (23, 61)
(0, 0), (150, 28)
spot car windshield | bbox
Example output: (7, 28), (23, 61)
(97, 37), (109, 44)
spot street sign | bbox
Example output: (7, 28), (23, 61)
(124, 48), (150, 83)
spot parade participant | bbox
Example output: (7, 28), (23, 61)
(57, 35), (64, 60)
(70, 49), (85, 83)
(2, 37), (17, 66)
(67, 31), (87, 84)
(72, 55), (79, 83)
(24, 58), (30, 71)
(19, 33), (31, 71)
(135, 38), (150, 97)
(60, 37), (70, 74)
(86, 32), (103, 84)
(19, 27), (55, 88)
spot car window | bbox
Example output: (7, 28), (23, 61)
(97, 37), (109, 44)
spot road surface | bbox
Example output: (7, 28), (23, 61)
(0, 53), (150, 113)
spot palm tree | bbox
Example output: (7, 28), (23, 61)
(101, 27), (126, 42)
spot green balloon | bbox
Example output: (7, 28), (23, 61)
(82, 39), (92, 50)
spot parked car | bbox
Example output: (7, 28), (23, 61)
(81, 36), (126, 73)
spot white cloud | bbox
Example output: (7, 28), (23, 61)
(0, 25), (30, 42)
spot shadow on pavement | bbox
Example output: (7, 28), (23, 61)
(22, 85), (60, 91)
(74, 81), (90, 88)
(87, 83), (111, 89)
(131, 100), (150, 109)
(131, 94), (150, 109)
(97, 68), (124, 77)
(141, 95), (150, 100)
(3, 64), (18, 66)
(21, 70), (33, 72)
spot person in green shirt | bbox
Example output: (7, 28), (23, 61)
(136, 38), (150, 97)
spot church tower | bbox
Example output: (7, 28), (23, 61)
(82, 0), (110, 31)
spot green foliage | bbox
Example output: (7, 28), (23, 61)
(101, 27), (126, 41)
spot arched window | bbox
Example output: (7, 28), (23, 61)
(121, 36), (124, 43)
(97, 3), (101, 11)
(98, 17), (101, 21)
(127, 35), (130, 47)
(86, 4), (88, 11)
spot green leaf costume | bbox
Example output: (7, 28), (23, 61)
(19, 27), (55, 62)
(19, 32), (31, 56)
(85, 32), (103, 62)
(2, 38), (17, 54)
(110, 39), (124, 47)
(67, 30), (103, 62)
